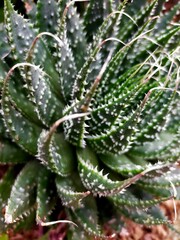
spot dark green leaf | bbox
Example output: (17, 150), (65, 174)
(38, 131), (74, 176)
(0, 140), (28, 164)
(56, 173), (90, 209)
(0, 168), (17, 232)
(71, 196), (102, 237)
(5, 161), (41, 224)
(2, 83), (41, 154)
(36, 0), (58, 34)
(36, 167), (56, 223)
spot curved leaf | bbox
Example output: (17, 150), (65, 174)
(77, 147), (162, 197)
(36, 167), (56, 223)
(38, 130), (74, 176)
(0, 168), (17, 232)
(71, 196), (102, 237)
(25, 65), (64, 126)
(99, 153), (148, 177)
(5, 161), (41, 224)
(2, 80), (41, 154)
(56, 173), (90, 209)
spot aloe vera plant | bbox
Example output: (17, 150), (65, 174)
(0, 0), (180, 238)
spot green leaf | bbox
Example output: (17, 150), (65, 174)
(5, 161), (41, 224)
(1, 0), (180, 236)
(0, 168), (17, 232)
(25, 65), (64, 126)
(56, 34), (77, 102)
(73, 1), (128, 100)
(137, 169), (180, 194)
(153, 3), (180, 33)
(132, 25), (180, 67)
(4, 0), (60, 93)
(71, 195), (102, 237)
(55, 2), (80, 103)
(135, 90), (177, 144)
(118, 0), (157, 44)
(77, 147), (124, 196)
(38, 131), (74, 176)
(66, 4), (87, 70)
(0, 168), (16, 206)
(94, 47), (131, 100)
(88, 107), (140, 155)
(36, 0), (58, 34)
(0, 24), (10, 60)
(83, 0), (109, 42)
(99, 153), (148, 177)
(77, 147), (159, 197)
(63, 102), (89, 148)
(110, 190), (173, 210)
(56, 173), (90, 209)
(0, 59), (8, 88)
(71, 42), (100, 101)
(88, 0), (128, 48)
(67, 226), (94, 240)
(167, 97), (180, 132)
(0, 140), (28, 164)
(8, 73), (42, 126)
(2, 82), (41, 154)
(36, 167), (56, 223)
(130, 130), (180, 162)
(118, 206), (170, 226)
(90, 72), (157, 135)
(4, 0), (36, 61)
(0, 110), (8, 139)
(14, 210), (36, 232)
